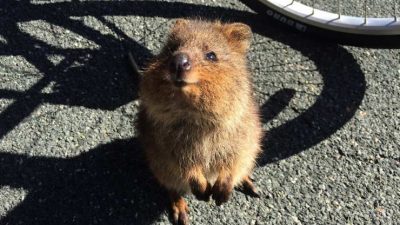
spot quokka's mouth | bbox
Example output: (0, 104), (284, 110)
(172, 79), (199, 88)
(174, 80), (186, 87)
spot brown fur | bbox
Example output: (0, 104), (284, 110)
(137, 19), (262, 225)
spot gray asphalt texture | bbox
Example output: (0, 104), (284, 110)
(0, 0), (399, 225)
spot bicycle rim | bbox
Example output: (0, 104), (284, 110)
(246, 0), (400, 47)
(260, 0), (400, 35)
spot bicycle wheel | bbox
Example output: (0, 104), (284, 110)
(241, 0), (400, 47)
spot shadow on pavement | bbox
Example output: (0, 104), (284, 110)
(238, 0), (366, 164)
(0, 138), (167, 225)
(0, 0), (366, 224)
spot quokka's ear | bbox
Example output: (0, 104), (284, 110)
(222, 23), (252, 53)
(171, 19), (189, 33)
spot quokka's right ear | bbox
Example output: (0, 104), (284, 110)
(222, 23), (252, 53)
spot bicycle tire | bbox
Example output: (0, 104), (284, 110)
(240, 0), (400, 48)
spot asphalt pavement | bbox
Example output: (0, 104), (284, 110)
(0, 0), (399, 225)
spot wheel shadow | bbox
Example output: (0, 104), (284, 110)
(0, 0), (366, 224)
(237, 0), (366, 165)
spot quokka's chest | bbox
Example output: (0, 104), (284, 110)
(157, 123), (237, 166)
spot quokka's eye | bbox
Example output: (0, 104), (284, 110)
(205, 51), (217, 62)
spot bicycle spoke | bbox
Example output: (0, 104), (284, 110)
(311, 0), (315, 15)
(337, 0), (342, 19)
(363, 0), (368, 24)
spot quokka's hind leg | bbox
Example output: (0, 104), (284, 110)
(169, 191), (189, 225)
(239, 175), (260, 198)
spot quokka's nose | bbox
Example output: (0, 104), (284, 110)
(171, 53), (191, 76)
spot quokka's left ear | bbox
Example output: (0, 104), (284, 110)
(222, 23), (252, 53)
(170, 19), (189, 34)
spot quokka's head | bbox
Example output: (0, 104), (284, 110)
(142, 19), (253, 113)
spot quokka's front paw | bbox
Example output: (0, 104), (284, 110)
(190, 179), (212, 202)
(211, 177), (233, 206)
